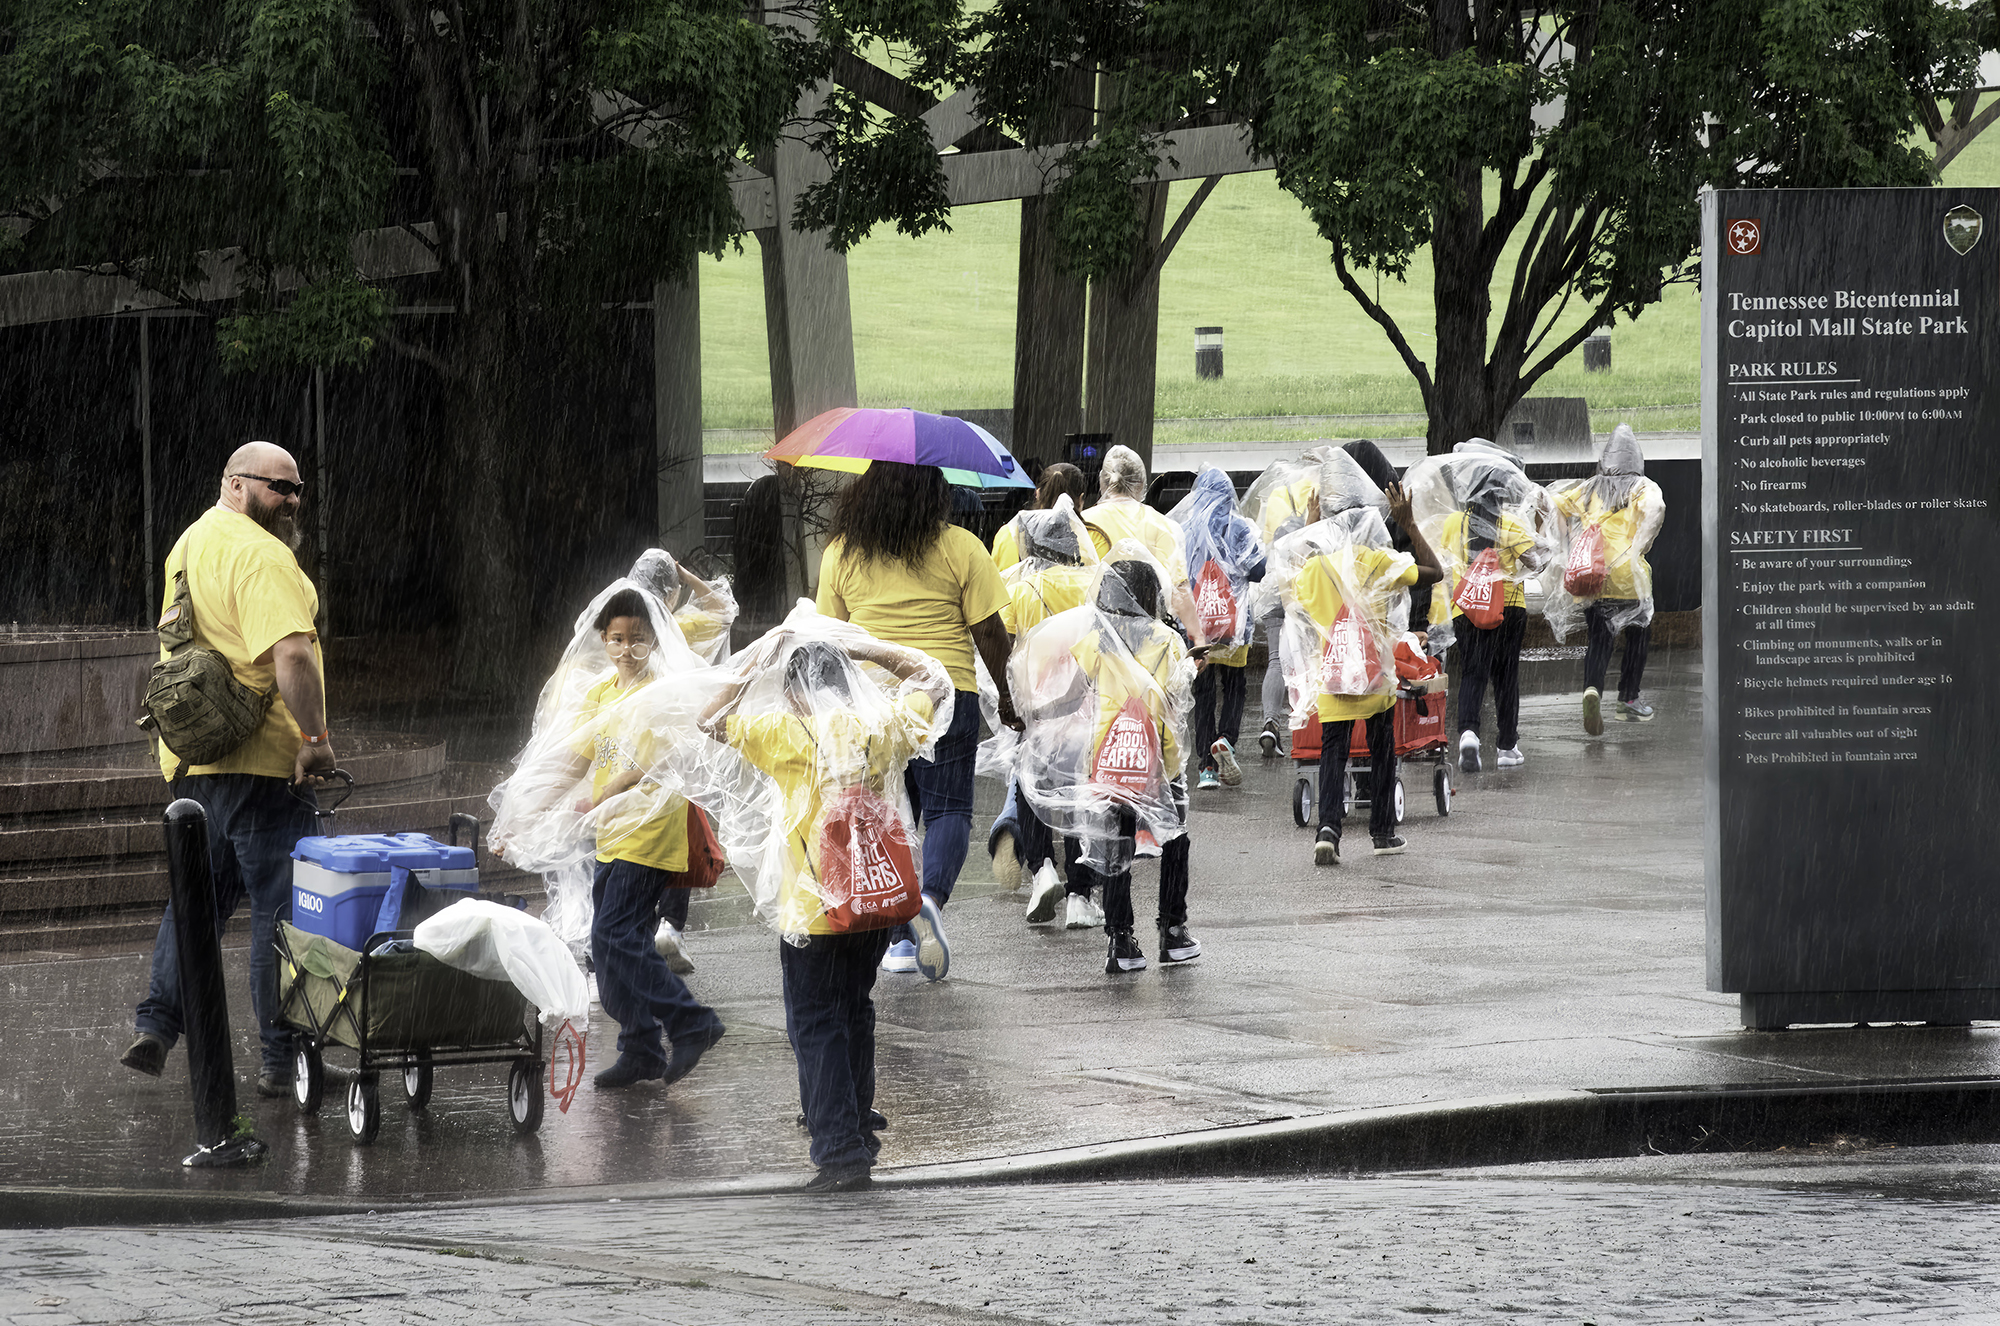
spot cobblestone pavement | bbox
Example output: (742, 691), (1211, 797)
(6, 1151), (2000, 1324)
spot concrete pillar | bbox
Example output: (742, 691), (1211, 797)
(1012, 195), (1086, 466)
(755, 84), (859, 441)
(1083, 181), (1169, 472)
(654, 262), (704, 559)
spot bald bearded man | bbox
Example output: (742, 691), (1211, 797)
(121, 442), (336, 1097)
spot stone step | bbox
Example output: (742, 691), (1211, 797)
(0, 783), (504, 871)
(0, 740), (449, 822)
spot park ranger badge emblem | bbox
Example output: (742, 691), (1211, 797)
(1944, 204), (1981, 255)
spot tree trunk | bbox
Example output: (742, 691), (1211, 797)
(1426, 160), (1504, 455)
(1083, 181), (1169, 472)
(443, 300), (533, 701)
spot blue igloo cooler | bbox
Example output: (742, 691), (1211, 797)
(291, 833), (479, 950)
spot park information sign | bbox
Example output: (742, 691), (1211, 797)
(1703, 189), (2000, 1029)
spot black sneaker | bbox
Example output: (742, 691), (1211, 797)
(1314, 826), (1340, 866)
(1259, 720), (1282, 758)
(255, 1067), (293, 1098)
(1105, 929), (1148, 974)
(594, 1054), (667, 1090)
(805, 1164), (873, 1193)
(1371, 834), (1407, 856)
(1159, 925), (1202, 964)
(663, 1021), (726, 1085)
(120, 1032), (167, 1077)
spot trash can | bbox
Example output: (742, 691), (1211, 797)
(1583, 333), (1611, 371)
(1195, 326), (1224, 380)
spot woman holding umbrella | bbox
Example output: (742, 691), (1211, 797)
(776, 410), (1029, 982)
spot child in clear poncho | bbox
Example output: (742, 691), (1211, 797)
(982, 498), (1110, 930)
(1169, 465), (1267, 791)
(694, 607), (952, 1191)
(1403, 440), (1556, 773)
(1012, 546), (1201, 974)
(990, 463), (1112, 571)
(486, 577), (727, 1092)
(1083, 444), (1190, 589)
(628, 548), (740, 666)
(1264, 451), (1442, 864)
(1240, 447), (1333, 758)
(1544, 425), (1666, 732)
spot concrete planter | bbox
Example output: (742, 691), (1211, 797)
(0, 630), (153, 757)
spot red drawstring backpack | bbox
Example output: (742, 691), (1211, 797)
(1092, 697), (1164, 800)
(1192, 559), (1239, 646)
(1320, 604), (1385, 696)
(1453, 547), (1505, 629)
(812, 786), (923, 932)
(1563, 523), (1607, 598)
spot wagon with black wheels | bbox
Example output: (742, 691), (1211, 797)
(276, 921), (547, 1143)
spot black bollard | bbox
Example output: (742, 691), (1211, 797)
(163, 798), (267, 1168)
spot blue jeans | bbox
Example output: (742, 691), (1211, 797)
(1193, 662), (1248, 771)
(591, 859), (721, 1070)
(135, 774), (321, 1073)
(782, 928), (894, 1170)
(890, 689), (979, 942)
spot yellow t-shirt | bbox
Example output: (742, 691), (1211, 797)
(1070, 623), (1186, 774)
(992, 518), (1112, 572)
(157, 507), (322, 782)
(575, 676), (689, 871)
(1258, 478), (1317, 545)
(726, 693), (933, 935)
(1294, 548), (1418, 722)
(1084, 500), (1188, 586)
(1438, 511), (1532, 618)
(1000, 565), (1094, 635)
(817, 526), (1008, 692)
(1554, 488), (1653, 602)
(675, 606), (728, 664)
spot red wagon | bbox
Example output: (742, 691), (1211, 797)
(1288, 677), (1453, 827)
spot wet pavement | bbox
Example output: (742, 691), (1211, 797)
(6, 1153), (1999, 1323)
(4, 640), (1996, 1210)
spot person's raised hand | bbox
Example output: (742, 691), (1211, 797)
(1386, 481), (1416, 530)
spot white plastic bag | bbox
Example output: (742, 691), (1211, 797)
(413, 899), (590, 1027)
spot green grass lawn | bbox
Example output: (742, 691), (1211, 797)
(699, 118), (2000, 443)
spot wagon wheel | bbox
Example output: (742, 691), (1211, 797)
(403, 1048), (433, 1111)
(1291, 776), (1313, 827)
(347, 1072), (382, 1145)
(1392, 777), (1406, 825)
(1434, 765), (1453, 817)
(508, 1057), (544, 1135)
(293, 1040), (324, 1115)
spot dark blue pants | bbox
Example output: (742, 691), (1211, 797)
(890, 688), (979, 945)
(1583, 601), (1650, 701)
(1193, 662), (1248, 771)
(591, 859), (720, 1070)
(1320, 707), (1398, 843)
(782, 928), (894, 1170)
(1078, 785), (1191, 933)
(136, 774), (320, 1074)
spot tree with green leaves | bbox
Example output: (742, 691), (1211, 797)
(0, 0), (941, 695)
(931, 0), (1976, 453)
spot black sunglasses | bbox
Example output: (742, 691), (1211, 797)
(231, 473), (307, 498)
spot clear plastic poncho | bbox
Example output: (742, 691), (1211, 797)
(1168, 465), (1265, 651)
(976, 497), (1101, 784)
(1541, 425), (1666, 641)
(629, 548), (740, 665)
(1259, 451), (1414, 731)
(1241, 446), (1337, 547)
(1402, 439), (1557, 647)
(488, 565), (721, 951)
(1010, 541), (1195, 876)
(691, 602), (955, 943)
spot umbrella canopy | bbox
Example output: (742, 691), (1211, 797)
(765, 407), (1033, 489)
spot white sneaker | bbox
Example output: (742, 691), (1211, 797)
(880, 939), (919, 973)
(1497, 746), (1525, 768)
(991, 831), (1022, 892)
(653, 921), (695, 974)
(1459, 731), (1482, 773)
(1211, 738), (1242, 786)
(1065, 892), (1105, 930)
(1024, 862), (1064, 924)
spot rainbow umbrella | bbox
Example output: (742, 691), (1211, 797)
(765, 407), (1034, 489)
